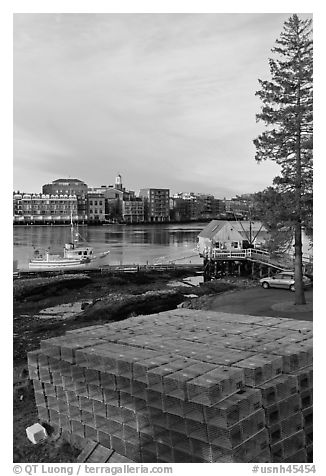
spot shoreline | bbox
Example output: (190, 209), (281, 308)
(15, 261), (203, 276)
(13, 218), (233, 227)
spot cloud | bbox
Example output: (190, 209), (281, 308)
(14, 13), (298, 196)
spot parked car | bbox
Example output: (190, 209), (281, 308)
(259, 272), (312, 292)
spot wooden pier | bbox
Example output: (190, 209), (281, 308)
(201, 248), (313, 281)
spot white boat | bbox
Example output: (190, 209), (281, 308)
(29, 220), (110, 271)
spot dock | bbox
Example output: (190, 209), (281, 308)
(201, 248), (313, 281)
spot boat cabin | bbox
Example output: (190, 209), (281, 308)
(197, 220), (269, 256)
(64, 243), (94, 260)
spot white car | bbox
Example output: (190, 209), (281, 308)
(259, 272), (312, 292)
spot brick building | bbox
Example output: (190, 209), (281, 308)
(42, 178), (88, 221)
(122, 199), (145, 223)
(13, 192), (78, 224)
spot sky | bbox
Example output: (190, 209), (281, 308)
(13, 12), (312, 198)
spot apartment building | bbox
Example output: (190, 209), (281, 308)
(13, 192), (78, 224)
(139, 188), (170, 222)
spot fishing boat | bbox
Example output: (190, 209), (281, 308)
(28, 218), (110, 271)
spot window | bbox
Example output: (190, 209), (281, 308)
(232, 242), (239, 248)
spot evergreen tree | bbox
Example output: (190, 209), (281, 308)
(254, 14), (313, 304)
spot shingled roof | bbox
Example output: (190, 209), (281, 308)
(198, 220), (267, 240)
(198, 220), (228, 239)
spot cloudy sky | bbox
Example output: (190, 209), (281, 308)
(13, 12), (310, 198)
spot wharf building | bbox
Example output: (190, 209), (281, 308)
(197, 219), (313, 280)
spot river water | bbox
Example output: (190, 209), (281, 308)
(13, 223), (206, 271)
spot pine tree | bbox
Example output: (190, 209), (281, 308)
(254, 14), (313, 305)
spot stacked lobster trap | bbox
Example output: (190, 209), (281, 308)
(28, 309), (313, 463)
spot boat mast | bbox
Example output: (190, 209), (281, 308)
(70, 210), (74, 247)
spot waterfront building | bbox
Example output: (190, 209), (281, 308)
(170, 193), (226, 221)
(87, 191), (106, 224)
(42, 178), (88, 221)
(122, 198), (145, 223)
(16, 175), (251, 225)
(170, 196), (200, 222)
(195, 194), (216, 219)
(212, 198), (226, 217)
(224, 198), (250, 219)
(42, 178), (88, 196)
(197, 220), (269, 255)
(139, 188), (170, 222)
(88, 175), (136, 223)
(13, 192), (78, 225)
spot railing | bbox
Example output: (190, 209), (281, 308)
(202, 247), (289, 269)
(202, 246), (313, 270)
(203, 248), (269, 260)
